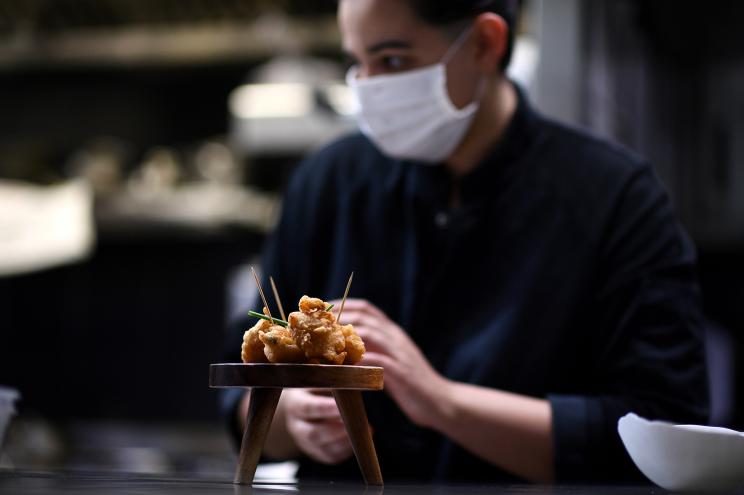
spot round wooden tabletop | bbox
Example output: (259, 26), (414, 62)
(209, 363), (384, 390)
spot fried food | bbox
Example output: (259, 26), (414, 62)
(289, 296), (347, 364)
(259, 326), (304, 363)
(339, 323), (365, 364)
(287, 295), (366, 365)
(242, 296), (365, 364)
(242, 307), (302, 363)
(241, 317), (269, 364)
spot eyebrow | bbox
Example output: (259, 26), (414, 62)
(365, 39), (413, 53)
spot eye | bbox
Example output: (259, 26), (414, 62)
(380, 55), (408, 71)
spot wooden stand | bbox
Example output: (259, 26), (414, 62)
(210, 363), (384, 486)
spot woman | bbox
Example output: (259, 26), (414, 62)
(222, 0), (708, 483)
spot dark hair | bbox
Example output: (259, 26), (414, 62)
(404, 0), (519, 71)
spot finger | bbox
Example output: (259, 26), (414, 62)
(320, 438), (354, 464)
(354, 326), (397, 356)
(290, 419), (337, 464)
(330, 298), (389, 321)
(341, 314), (395, 343)
(339, 312), (386, 333)
(294, 420), (352, 464)
(306, 419), (346, 443)
(314, 422), (353, 464)
(358, 351), (398, 373)
(315, 421), (351, 447)
(290, 391), (341, 420)
(314, 439), (353, 464)
(336, 309), (401, 355)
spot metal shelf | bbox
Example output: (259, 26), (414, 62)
(0, 16), (340, 69)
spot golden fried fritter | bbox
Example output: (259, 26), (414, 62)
(241, 307), (292, 363)
(289, 296), (345, 364)
(287, 295), (365, 365)
(289, 317), (346, 364)
(299, 296), (330, 314)
(241, 318), (269, 363)
(242, 297), (365, 364)
(339, 323), (365, 364)
(259, 326), (304, 363)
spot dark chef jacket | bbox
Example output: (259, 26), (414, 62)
(220, 85), (709, 483)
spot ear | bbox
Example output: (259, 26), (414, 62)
(473, 12), (509, 74)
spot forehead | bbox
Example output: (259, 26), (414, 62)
(338, 0), (443, 52)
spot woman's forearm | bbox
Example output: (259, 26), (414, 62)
(237, 380), (554, 479)
(237, 392), (300, 460)
(428, 380), (554, 483)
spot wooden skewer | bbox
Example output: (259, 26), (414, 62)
(336, 271), (354, 324)
(269, 276), (286, 321)
(251, 266), (275, 324)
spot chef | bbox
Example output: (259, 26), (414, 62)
(221, 0), (708, 483)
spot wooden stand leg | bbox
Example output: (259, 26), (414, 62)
(333, 390), (383, 485)
(235, 387), (283, 485)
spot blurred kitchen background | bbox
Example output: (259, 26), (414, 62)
(0, 0), (743, 479)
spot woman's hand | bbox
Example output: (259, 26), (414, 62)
(250, 296), (552, 482)
(331, 298), (452, 428)
(330, 298), (554, 482)
(283, 389), (354, 464)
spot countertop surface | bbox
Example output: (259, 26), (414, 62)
(0, 470), (677, 495)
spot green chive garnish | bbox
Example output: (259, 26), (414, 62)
(249, 303), (333, 327)
(248, 310), (288, 327)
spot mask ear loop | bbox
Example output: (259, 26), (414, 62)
(440, 24), (476, 65)
(441, 24), (487, 108)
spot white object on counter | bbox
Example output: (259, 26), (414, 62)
(254, 460), (299, 484)
(0, 179), (94, 277)
(618, 412), (744, 492)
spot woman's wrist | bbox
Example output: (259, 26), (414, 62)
(423, 375), (459, 432)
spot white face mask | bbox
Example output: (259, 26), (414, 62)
(346, 27), (481, 164)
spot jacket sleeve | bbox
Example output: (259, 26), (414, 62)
(548, 166), (709, 482)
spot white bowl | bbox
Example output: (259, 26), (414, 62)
(618, 412), (744, 492)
